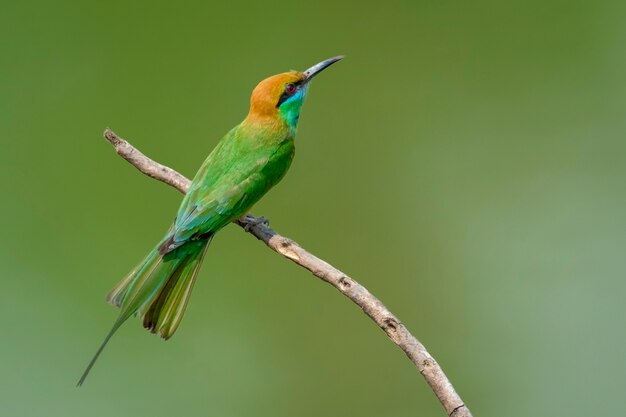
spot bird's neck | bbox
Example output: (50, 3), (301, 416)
(242, 112), (295, 140)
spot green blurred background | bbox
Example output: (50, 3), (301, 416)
(1, 0), (625, 416)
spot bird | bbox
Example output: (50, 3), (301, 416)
(77, 56), (344, 386)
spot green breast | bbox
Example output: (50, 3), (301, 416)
(258, 138), (295, 189)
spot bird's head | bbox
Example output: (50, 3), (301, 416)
(246, 56), (343, 130)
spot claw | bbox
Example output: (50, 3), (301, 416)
(241, 215), (270, 232)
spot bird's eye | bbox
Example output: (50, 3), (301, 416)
(285, 83), (296, 94)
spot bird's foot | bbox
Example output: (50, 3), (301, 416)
(241, 214), (270, 232)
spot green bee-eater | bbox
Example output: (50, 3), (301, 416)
(78, 56), (343, 385)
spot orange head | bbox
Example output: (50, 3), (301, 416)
(245, 56), (344, 129)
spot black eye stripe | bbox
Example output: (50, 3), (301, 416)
(276, 92), (290, 107)
(276, 81), (302, 107)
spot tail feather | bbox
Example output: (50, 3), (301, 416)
(76, 319), (123, 386)
(77, 238), (210, 386)
(106, 247), (161, 308)
(143, 239), (210, 339)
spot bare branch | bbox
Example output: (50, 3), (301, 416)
(102, 128), (473, 417)
(104, 129), (191, 193)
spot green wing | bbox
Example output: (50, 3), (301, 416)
(163, 127), (294, 252)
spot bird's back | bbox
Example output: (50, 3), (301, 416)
(169, 122), (295, 246)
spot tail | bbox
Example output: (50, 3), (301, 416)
(77, 238), (210, 386)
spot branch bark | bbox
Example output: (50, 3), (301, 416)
(103, 128), (473, 417)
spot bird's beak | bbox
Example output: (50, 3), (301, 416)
(303, 56), (344, 83)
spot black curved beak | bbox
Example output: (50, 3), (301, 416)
(303, 56), (344, 84)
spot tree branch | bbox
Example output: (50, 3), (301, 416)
(103, 128), (473, 417)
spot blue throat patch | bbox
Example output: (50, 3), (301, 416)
(278, 86), (308, 130)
